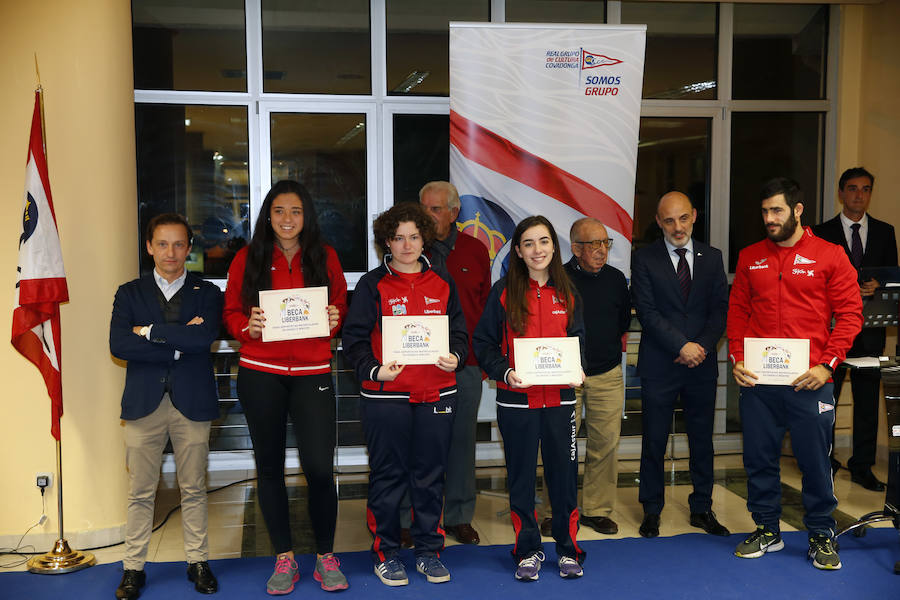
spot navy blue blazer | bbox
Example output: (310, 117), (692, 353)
(813, 214), (898, 356)
(110, 272), (223, 421)
(631, 239), (728, 381)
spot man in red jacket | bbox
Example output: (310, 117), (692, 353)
(728, 178), (862, 571)
(419, 181), (492, 545)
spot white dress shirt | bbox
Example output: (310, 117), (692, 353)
(663, 238), (695, 276)
(839, 211), (869, 251)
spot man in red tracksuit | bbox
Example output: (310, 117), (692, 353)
(728, 177), (862, 571)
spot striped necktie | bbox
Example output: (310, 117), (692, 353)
(675, 248), (691, 302)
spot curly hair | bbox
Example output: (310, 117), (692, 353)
(372, 202), (436, 258)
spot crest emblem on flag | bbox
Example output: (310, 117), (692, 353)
(11, 91), (69, 441)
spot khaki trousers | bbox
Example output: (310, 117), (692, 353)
(541, 365), (624, 518)
(123, 395), (211, 569)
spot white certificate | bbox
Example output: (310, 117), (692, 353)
(513, 337), (582, 386)
(743, 337), (810, 385)
(381, 315), (450, 365)
(259, 287), (330, 342)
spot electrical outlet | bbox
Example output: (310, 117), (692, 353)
(36, 472), (53, 491)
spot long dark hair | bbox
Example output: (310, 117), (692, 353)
(240, 180), (330, 310)
(505, 215), (575, 335)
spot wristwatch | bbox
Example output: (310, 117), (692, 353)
(819, 363), (834, 373)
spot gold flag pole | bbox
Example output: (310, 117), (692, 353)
(26, 80), (96, 575)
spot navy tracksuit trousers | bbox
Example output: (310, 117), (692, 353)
(740, 383), (837, 535)
(497, 403), (585, 564)
(362, 393), (456, 563)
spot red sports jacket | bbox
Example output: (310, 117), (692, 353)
(223, 244), (347, 375)
(727, 227), (863, 370)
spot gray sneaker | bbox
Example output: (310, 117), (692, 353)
(558, 556), (583, 578)
(808, 534), (842, 570)
(266, 554), (299, 595)
(515, 551), (545, 581)
(315, 553), (349, 591)
(416, 554), (451, 583)
(735, 525), (784, 559)
(374, 556), (409, 587)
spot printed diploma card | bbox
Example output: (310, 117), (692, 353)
(381, 315), (450, 365)
(259, 287), (330, 342)
(743, 337), (810, 385)
(513, 337), (582, 386)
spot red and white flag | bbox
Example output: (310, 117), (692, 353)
(11, 91), (69, 441)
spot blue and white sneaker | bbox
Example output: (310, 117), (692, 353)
(558, 556), (583, 578)
(374, 556), (408, 587)
(515, 551), (545, 581)
(415, 554), (451, 583)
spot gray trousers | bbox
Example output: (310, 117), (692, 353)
(400, 365), (483, 528)
(443, 365), (483, 526)
(123, 395), (211, 569)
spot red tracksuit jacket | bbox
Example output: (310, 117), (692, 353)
(727, 227), (863, 370)
(342, 256), (469, 403)
(473, 276), (585, 409)
(223, 244), (347, 375)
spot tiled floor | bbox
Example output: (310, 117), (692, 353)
(82, 453), (896, 568)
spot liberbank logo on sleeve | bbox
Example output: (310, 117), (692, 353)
(545, 47), (624, 96)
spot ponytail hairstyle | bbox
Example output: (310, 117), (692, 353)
(240, 180), (330, 310)
(505, 215), (575, 335)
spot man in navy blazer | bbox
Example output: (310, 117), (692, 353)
(813, 167), (898, 491)
(109, 213), (222, 599)
(631, 191), (730, 538)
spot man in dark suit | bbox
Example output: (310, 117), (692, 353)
(631, 191), (730, 538)
(813, 167), (898, 491)
(110, 213), (222, 599)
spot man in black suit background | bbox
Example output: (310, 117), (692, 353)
(630, 191), (730, 538)
(813, 167), (898, 491)
(109, 213), (223, 599)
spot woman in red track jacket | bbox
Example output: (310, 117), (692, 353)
(342, 202), (468, 587)
(223, 180), (349, 593)
(473, 215), (586, 581)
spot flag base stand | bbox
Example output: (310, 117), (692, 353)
(27, 538), (96, 574)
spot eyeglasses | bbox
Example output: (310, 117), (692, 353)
(573, 239), (613, 251)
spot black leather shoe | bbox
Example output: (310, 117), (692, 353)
(445, 523), (481, 544)
(400, 527), (414, 548)
(639, 514), (660, 538)
(187, 561), (218, 594)
(690, 511), (730, 536)
(539, 517), (553, 537)
(116, 569), (146, 600)
(580, 515), (619, 535)
(830, 457), (842, 478)
(850, 470), (886, 492)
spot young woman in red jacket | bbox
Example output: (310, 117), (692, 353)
(473, 215), (586, 582)
(223, 180), (348, 594)
(342, 202), (468, 587)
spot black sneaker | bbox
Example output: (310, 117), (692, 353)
(734, 526), (784, 559)
(808, 534), (841, 570)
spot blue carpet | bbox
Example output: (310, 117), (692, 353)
(4, 529), (899, 599)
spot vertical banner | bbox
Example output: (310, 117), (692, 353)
(450, 23), (646, 279)
(11, 91), (69, 441)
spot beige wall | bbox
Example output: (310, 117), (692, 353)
(0, 0), (136, 544)
(833, 2), (900, 456)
